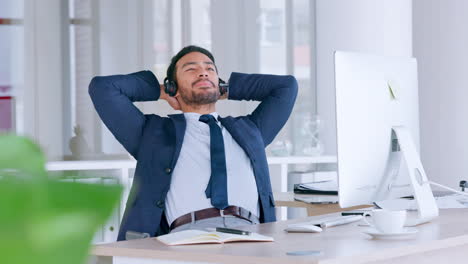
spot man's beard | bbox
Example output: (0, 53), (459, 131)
(179, 80), (220, 105)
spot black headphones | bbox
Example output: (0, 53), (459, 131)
(163, 77), (228, 97)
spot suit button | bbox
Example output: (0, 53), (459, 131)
(155, 200), (165, 208)
(165, 168), (172, 174)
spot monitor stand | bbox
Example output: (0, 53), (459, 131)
(391, 126), (439, 226)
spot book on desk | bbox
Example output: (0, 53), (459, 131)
(157, 230), (274, 246)
(294, 180), (338, 195)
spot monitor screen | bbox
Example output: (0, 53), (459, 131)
(334, 51), (419, 208)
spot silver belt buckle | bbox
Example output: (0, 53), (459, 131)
(220, 209), (225, 217)
(190, 211), (196, 223)
(242, 207), (254, 223)
(239, 207), (245, 217)
(241, 207), (249, 219)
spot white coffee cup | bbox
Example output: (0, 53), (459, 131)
(363, 209), (407, 233)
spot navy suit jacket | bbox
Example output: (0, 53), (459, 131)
(89, 71), (298, 241)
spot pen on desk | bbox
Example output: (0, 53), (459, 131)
(216, 227), (251, 236)
(341, 210), (368, 216)
(319, 215), (362, 228)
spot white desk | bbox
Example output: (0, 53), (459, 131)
(91, 208), (468, 264)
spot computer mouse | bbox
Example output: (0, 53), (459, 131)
(284, 224), (323, 233)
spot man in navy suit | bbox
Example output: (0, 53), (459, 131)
(89, 45), (297, 241)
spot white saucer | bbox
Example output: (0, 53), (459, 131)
(363, 227), (418, 240)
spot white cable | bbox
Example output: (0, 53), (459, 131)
(429, 181), (468, 196)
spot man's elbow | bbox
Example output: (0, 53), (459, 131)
(88, 76), (107, 98)
(286, 74), (298, 87)
(284, 75), (299, 99)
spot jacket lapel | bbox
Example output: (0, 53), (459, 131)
(219, 117), (255, 163)
(168, 114), (186, 168)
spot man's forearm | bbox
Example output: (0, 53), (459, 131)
(88, 70), (161, 157)
(227, 72), (297, 102)
(226, 72), (298, 146)
(89, 70), (160, 104)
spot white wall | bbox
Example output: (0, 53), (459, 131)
(315, 0), (413, 155)
(414, 0), (468, 188)
(99, 0), (144, 155)
(24, 0), (67, 160)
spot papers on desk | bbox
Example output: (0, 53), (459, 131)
(294, 179), (338, 195)
(375, 194), (468, 211)
(294, 195), (339, 204)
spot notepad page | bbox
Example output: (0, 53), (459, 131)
(157, 230), (274, 245)
(157, 230), (220, 245)
(217, 232), (274, 243)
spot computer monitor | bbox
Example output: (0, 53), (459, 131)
(334, 51), (439, 225)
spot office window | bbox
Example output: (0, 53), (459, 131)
(0, 0), (24, 133)
(259, 0), (286, 76)
(258, 0), (318, 155)
(153, 0), (171, 69)
(190, 0), (212, 49)
(147, 0), (318, 156)
(67, 0), (101, 158)
(262, 9), (283, 44)
(151, 0), (211, 75)
(289, 0), (320, 156)
(15, 0), (318, 159)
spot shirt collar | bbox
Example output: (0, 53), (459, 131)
(184, 112), (219, 121)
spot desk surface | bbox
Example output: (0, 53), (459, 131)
(92, 209), (468, 264)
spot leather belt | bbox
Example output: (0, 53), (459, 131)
(170, 206), (258, 230)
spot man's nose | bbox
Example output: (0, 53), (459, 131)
(198, 69), (208, 77)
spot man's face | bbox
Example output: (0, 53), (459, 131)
(174, 52), (220, 105)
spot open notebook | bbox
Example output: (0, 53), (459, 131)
(156, 230), (274, 246)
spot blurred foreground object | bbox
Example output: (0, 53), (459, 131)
(0, 134), (122, 264)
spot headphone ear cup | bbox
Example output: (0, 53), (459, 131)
(164, 78), (177, 97)
(219, 78), (228, 95)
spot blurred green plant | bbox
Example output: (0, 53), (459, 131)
(0, 134), (122, 264)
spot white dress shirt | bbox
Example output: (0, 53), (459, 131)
(165, 112), (259, 225)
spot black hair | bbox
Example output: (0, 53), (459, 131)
(166, 45), (216, 82)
